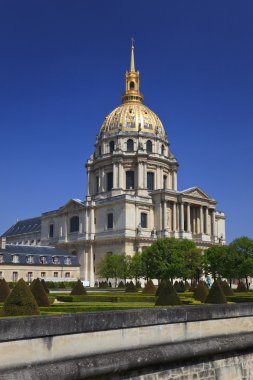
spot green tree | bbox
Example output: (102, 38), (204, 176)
(118, 255), (132, 283)
(130, 252), (143, 283)
(204, 245), (228, 280)
(97, 253), (124, 286)
(229, 237), (253, 289)
(183, 247), (203, 283)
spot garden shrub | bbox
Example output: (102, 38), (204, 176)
(220, 280), (234, 296)
(118, 281), (125, 288)
(205, 280), (227, 304)
(57, 295), (74, 302)
(194, 281), (209, 303)
(155, 280), (166, 296)
(99, 281), (108, 289)
(41, 279), (49, 294)
(71, 280), (87, 295)
(0, 279), (11, 302)
(142, 280), (156, 294)
(155, 281), (181, 306)
(237, 282), (247, 292)
(125, 281), (137, 293)
(30, 278), (50, 307)
(2, 278), (40, 316)
(136, 281), (142, 289)
(189, 281), (197, 292)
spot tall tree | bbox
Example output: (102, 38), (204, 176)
(229, 237), (253, 289)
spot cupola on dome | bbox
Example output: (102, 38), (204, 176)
(100, 40), (166, 138)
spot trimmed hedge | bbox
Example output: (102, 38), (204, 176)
(155, 281), (181, 306)
(155, 280), (166, 297)
(30, 278), (50, 307)
(125, 281), (137, 293)
(56, 294), (155, 303)
(194, 281), (209, 303)
(2, 278), (40, 316)
(142, 280), (156, 295)
(205, 280), (227, 304)
(71, 280), (87, 295)
(41, 279), (49, 294)
(0, 279), (11, 302)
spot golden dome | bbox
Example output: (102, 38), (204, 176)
(100, 40), (166, 138)
(101, 102), (165, 137)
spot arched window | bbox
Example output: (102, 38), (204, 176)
(130, 81), (135, 90)
(127, 139), (134, 152)
(147, 172), (154, 190)
(146, 140), (153, 153)
(70, 216), (79, 233)
(109, 141), (115, 153)
(126, 170), (135, 189)
(161, 144), (165, 155)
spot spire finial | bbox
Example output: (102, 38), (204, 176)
(130, 37), (135, 72)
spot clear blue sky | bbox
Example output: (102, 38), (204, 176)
(0, 0), (252, 243)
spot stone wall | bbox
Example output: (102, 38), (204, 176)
(1, 304), (253, 379)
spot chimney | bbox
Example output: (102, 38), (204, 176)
(0, 237), (6, 250)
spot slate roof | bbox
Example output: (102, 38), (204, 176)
(1, 217), (41, 237)
(0, 245), (79, 267)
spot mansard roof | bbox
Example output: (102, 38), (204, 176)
(0, 245), (79, 266)
(1, 217), (41, 237)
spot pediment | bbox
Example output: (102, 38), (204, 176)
(182, 187), (212, 200)
(60, 199), (85, 212)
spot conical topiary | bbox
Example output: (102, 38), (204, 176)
(142, 280), (156, 294)
(220, 280), (234, 296)
(125, 281), (137, 293)
(237, 282), (247, 292)
(118, 280), (125, 288)
(155, 280), (166, 296)
(2, 278), (40, 316)
(0, 279), (11, 302)
(41, 279), (49, 294)
(189, 281), (197, 292)
(205, 280), (227, 304)
(71, 279), (87, 295)
(30, 278), (50, 307)
(155, 281), (181, 306)
(136, 281), (142, 289)
(194, 281), (209, 303)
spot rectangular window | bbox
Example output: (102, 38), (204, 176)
(107, 213), (113, 229)
(41, 272), (46, 278)
(54, 272), (58, 278)
(163, 175), (167, 189)
(12, 272), (18, 282)
(141, 213), (147, 228)
(28, 272), (33, 282)
(49, 224), (54, 238)
(126, 170), (135, 189)
(65, 272), (70, 278)
(96, 176), (99, 193)
(107, 172), (113, 191)
(147, 172), (154, 190)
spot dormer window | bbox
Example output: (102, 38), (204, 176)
(64, 257), (72, 265)
(27, 255), (34, 264)
(12, 255), (19, 264)
(52, 256), (60, 265)
(40, 256), (47, 264)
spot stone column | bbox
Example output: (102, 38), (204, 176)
(138, 162), (143, 188)
(113, 163), (117, 189)
(86, 170), (90, 196)
(211, 210), (216, 237)
(205, 207), (209, 234)
(187, 203), (191, 233)
(84, 251), (88, 280)
(173, 202), (177, 232)
(101, 168), (105, 192)
(160, 168), (164, 189)
(143, 162), (147, 188)
(163, 201), (167, 230)
(64, 215), (68, 241)
(156, 166), (160, 189)
(173, 171), (177, 191)
(118, 162), (123, 188)
(89, 245), (95, 287)
(90, 207), (95, 239)
(180, 203), (184, 232)
(200, 206), (203, 234)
